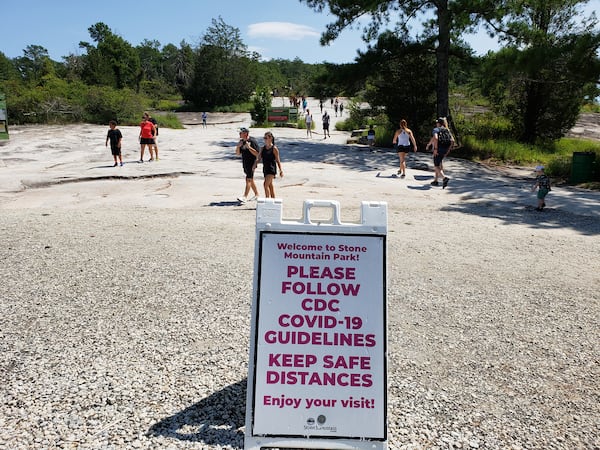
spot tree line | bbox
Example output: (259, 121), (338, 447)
(1, 1), (599, 145)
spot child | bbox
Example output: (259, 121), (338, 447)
(532, 165), (551, 210)
(105, 120), (123, 167)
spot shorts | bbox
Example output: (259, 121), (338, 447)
(397, 145), (411, 153)
(263, 164), (277, 177)
(433, 147), (449, 167)
(537, 188), (549, 199)
(243, 162), (255, 179)
(140, 138), (155, 145)
(110, 146), (121, 156)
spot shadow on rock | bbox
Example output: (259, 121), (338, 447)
(441, 200), (600, 236)
(147, 379), (246, 448)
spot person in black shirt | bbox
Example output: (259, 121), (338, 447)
(105, 120), (123, 167)
(235, 127), (260, 204)
(254, 131), (283, 198)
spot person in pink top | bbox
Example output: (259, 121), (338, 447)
(138, 114), (156, 163)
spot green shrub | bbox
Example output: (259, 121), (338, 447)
(83, 86), (145, 124)
(251, 87), (271, 126)
(455, 112), (514, 140)
(334, 118), (354, 131)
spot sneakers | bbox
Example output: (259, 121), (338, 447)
(247, 195), (257, 202)
(113, 162), (118, 167)
(397, 169), (402, 175)
(430, 180), (440, 186)
(138, 159), (143, 163)
(148, 158), (154, 162)
(400, 173), (406, 179)
(119, 162), (123, 167)
(442, 177), (449, 189)
(237, 197), (246, 204)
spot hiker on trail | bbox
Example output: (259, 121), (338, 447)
(322, 111), (331, 139)
(428, 117), (454, 188)
(392, 119), (417, 177)
(305, 109), (313, 138)
(139, 113), (157, 163)
(235, 127), (260, 204)
(105, 120), (123, 167)
(367, 125), (376, 148)
(254, 131), (283, 199)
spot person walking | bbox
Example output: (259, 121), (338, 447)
(305, 109), (313, 138)
(139, 114), (157, 162)
(392, 119), (417, 178)
(322, 111), (331, 139)
(235, 127), (260, 204)
(105, 120), (123, 167)
(254, 131), (283, 198)
(367, 125), (376, 148)
(429, 117), (454, 188)
(143, 112), (159, 160)
(532, 165), (551, 210)
(201, 112), (208, 129)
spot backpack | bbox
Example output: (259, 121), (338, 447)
(438, 127), (452, 147)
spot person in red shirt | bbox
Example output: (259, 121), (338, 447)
(138, 115), (156, 162)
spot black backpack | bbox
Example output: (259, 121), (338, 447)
(438, 127), (452, 146)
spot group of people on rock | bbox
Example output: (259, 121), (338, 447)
(104, 106), (548, 210)
(104, 112), (159, 166)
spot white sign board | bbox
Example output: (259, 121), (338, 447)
(245, 199), (387, 450)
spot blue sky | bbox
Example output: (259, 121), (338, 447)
(1, 0), (598, 64)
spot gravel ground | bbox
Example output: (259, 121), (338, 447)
(1, 115), (599, 449)
(1, 201), (598, 449)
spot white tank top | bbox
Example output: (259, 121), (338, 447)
(397, 130), (410, 146)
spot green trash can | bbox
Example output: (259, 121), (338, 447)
(570, 152), (596, 184)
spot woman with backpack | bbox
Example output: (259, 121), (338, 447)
(428, 117), (454, 188)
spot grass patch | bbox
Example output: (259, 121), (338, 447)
(156, 112), (184, 129)
(121, 112), (183, 129)
(155, 99), (182, 111)
(458, 135), (600, 184)
(212, 102), (254, 113)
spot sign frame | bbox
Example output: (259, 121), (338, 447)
(245, 199), (388, 450)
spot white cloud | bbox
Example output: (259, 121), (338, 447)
(247, 22), (320, 41)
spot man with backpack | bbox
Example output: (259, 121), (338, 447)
(428, 117), (454, 189)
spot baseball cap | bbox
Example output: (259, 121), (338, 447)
(239, 127), (249, 133)
(535, 165), (544, 171)
(436, 117), (444, 124)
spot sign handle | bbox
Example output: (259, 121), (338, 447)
(302, 199), (341, 225)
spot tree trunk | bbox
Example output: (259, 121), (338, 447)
(436, 0), (451, 119)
